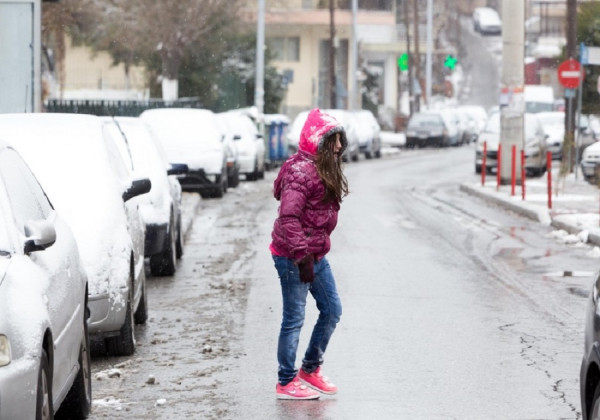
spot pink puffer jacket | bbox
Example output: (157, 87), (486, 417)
(270, 108), (347, 261)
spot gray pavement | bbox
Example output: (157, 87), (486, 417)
(460, 166), (600, 246)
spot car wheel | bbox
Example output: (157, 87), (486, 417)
(475, 164), (482, 174)
(150, 224), (176, 276)
(36, 349), (53, 420)
(134, 279), (148, 324)
(228, 168), (240, 188)
(57, 317), (91, 418)
(105, 290), (135, 356)
(590, 381), (600, 420)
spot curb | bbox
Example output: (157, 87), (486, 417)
(459, 183), (600, 248)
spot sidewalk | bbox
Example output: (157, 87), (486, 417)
(460, 168), (600, 247)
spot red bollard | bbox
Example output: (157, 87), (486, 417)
(481, 141), (487, 186)
(547, 151), (552, 209)
(511, 145), (516, 196)
(521, 149), (526, 200)
(496, 143), (502, 191)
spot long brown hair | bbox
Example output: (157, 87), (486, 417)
(316, 133), (349, 203)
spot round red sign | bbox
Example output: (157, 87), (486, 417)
(558, 59), (583, 89)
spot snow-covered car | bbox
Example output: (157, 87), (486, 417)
(536, 111), (565, 160)
(473, 7), (502, 35)
(141, 108), (229, 198)
(217, 111), (266, 181)
(103, 116), (187, 276)
(457, 105), (488, 141)
(475, 112), (548, 176)
(0, 113), (150, 357)
(0, 140), (91, 419)
(580, 141), (600, 183)
(405, 110), (459, 148)
(351, 109), (382, 159)
(214, 114), (241, 188)
(287, 110), (310, 155)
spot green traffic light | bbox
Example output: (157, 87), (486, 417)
(444, 55), (458, 70)
(398, 53), (409, 71)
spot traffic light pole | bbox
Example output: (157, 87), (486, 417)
(403, 0), (413, 115)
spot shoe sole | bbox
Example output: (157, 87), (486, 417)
(276, 392), (320, 400)
(298, 378), (338, 395)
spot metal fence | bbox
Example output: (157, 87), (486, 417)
(45, 98), (203, 117)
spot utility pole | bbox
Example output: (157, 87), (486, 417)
(254, 0), (265, 132)
(350, 0), (358, 110)
(412, 0), (420, 112)
(563, 0), (577, 173)
(403, 0), (413, 115)
(499, 0), (525, 185)
(425, 0), (432, 108)
(329, 0), (337, 109)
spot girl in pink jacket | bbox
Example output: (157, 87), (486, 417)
(270, 108), (349, 399)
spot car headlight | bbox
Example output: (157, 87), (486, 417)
(0, 334), (11, 366)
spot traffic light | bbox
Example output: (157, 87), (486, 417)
(444, 55), (458, 70)
(398, 53), (409, 71)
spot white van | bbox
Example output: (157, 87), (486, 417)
(524, 85), (555, 113)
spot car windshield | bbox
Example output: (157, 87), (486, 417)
(408, 114), (443, 128)
(525, 102), (554, 113)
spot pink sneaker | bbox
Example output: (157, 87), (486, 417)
(298, 367), (338, 395)
(276, 377), (320, 400)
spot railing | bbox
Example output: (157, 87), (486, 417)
(45, 98), (203, 117)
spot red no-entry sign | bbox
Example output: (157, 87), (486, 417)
(558, 58), (583, 89)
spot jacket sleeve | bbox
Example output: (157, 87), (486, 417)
(277, 168), (313, 261)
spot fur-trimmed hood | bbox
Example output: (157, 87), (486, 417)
(298, 108), (347, 156)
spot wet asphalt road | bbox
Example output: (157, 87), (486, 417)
(89, 145), (598, 419)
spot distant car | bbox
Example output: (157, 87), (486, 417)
(0, 113), (150, 357)
(216, 111), (266, 181)
(536, 111), (565, 160)
(581, 271), (600, 420)
(524, 85), (555, 114)
(580, 141), (600, 183)
(214, 114), (242, 188)
(475, 112), (548, 176)
(0, 140), (91, 419)
(457, 105), (488, 143)
(405, 110), (459, 148)
(351, 109), (382, 159)
(103, 116), (188, 276)
(141, 108), (229, 198)
(473, 7), (502, 35)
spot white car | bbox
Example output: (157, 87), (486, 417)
(103, 116), (187, 276)
(0, 140), (91, 419)
(217, 111), (266, 181)
(475, 112), (548, 176)
(287, 110), (310, 155)
(323, 109), (361, 162)
(536, 111), (565, 160)
(351, 109), (382, 159)
(473, 7), (502, 35)
(0, 113), (150, 357)
(141, 108), (229, 198)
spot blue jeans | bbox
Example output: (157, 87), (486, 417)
(272, 255), (342, 385)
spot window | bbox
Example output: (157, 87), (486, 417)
(0, 149), (52, 232)
(268, 37), (300, 62)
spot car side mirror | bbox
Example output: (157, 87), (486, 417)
(123, 178), (151, 202)
(233, 134), (242, 141)
(23, 219), (56, 254)
(256, 134), (264, 139)
(167, 163), (189, 176)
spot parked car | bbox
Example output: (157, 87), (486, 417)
(103, 116), (188, 276)
(141, 108), (228, 198)
(351, 109), (382, 159)
(580, 270), (600, 420)
(214, 114), (241, 188)
(0, 113), (150, 357)
(216, 111), (265, 181)
(475, 112), (548, 176)
(536, 111), (565, 160)
(473, 7), (502, 35)
(287, 110), (310, 155)
(405, 110), (459, 148)
(524, 85), (555, 114)
(0, 139), (91, 419)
